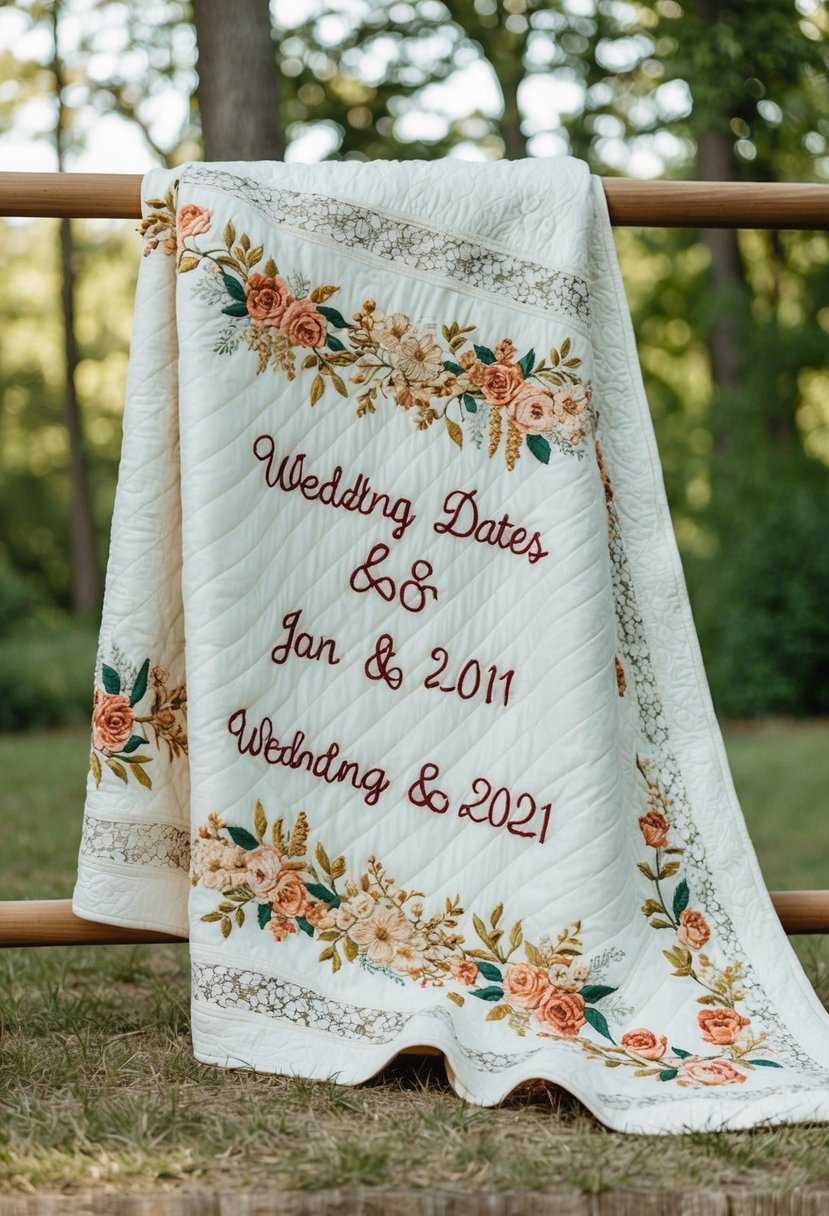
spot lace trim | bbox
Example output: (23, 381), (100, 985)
(80, 815), (190, 872)
(179, 166), (591, 329)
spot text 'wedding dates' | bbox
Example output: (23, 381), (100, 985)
(407, 762), (552, 844)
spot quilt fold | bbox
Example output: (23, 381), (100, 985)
(73, 157), (829, 1133)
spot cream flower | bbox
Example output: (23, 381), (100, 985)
(349, 905), (414, 965)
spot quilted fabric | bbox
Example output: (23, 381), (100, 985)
(72, 158), (829, 1133)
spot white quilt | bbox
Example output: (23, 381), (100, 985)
(72, 157), (829, 1134)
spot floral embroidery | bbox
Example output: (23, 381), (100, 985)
(90, 657), (187, 790)
(192, 793), (783, 1087)
(170, 213), (593, 470)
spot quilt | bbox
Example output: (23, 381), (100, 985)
(72, 157), (829, 1133)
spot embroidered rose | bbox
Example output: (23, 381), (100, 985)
(503, 962), (552, 1010)
(244, 273), (294, 324)
(536, 989), (586, 1037)
(92, 691), (134, 753)
(448, 957), (479, 986)
(349, 905), (414, 966)
(677, 909), (711, 950)
(697, 1007), (750, 1046)
(677, 1058), (747, 1088)
(269, 912), (298, 942)
(245, 846), (284, 899)
(548, 956), (572, 985)
(481, 360), (523, 407)
(551, 382), (591, 428)
(280, 298), (328, 347)
(305, 901), (336, 930)
(638, 809), (669, 849)
(270, 870), (308, 919)
(177, 204), (212, 241)
(507, 381), (555, 435)
(620, 1028), (668, 1060)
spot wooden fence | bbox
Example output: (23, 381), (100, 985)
(0, 171), (827, 948)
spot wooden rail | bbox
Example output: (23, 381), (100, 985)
(0, 172), (828, 228)
(1, 893), (828, 947)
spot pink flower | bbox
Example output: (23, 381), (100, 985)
(244, 273), (294, 324)
(507, 381), (555, 435)
(349, 905), (414, 966)
(638, 809), (669, 849)
(270, 869), (308, 919)
(620, 1028), (668, 1060)
(535, 989), (586, 1037)
(91, 691), (134, 752)
(677, 909), (711, 950)
(177, 204), (212, 241)
(481, 361), (523, 407)
(269, 912), (297, 942)
(280, 298), (328, 347)
(503, 962), (552, 1010)
(551, 383), (591, 427)
(245, 846), (284, 899)
(677, 1058), (747, 1088)
(447, 957), (479, 986)
(697, 1008), (750, 1046)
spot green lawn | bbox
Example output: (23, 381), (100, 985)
(0, 723), (827, 1197)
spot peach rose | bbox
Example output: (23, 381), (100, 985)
(270, 869), (308, 919)
(697, 1007), (750, 1046)
(177, 203), (212, 240)
(536, 989), (586, 1037)
(269, 912), (298, 943)
(503, 962), (552, 1010)
(280, 298), (328, 347)
(638, 809), (669, 849)
(244, 273), (294, 324)
(92, 691), (134, 752)
(304, 900), (337, 930)
(677, 1058), (747, 1088)
(620, 1028), (668, 1060)
(481, 360), (523, 407)
(448, 957), (479, 986)
(245, 845), (284, 899)
(677, 909), (711, 950)
(507, 381), (555, 435)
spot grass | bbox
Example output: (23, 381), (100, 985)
(0, 722), (828, 1197)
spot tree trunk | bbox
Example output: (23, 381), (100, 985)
(51, 3), (100, 614)
(697, 129), (745, 394)
(192, 0), (284, 160)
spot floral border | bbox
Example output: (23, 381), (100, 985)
(90, 653), (187, 791)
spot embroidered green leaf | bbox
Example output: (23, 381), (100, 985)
(102, 664), (120, 694)
(296, 916), (315, 937)
(130, 659), (150, 707)
(583, 1007), (614, 1042)
(671, 1046), (692, 1059)
(222, 301), (248, 318)
(746, 1058), (783, 1068)
(105, 758), (128, 784)
(526, 434), (550, 465)
(658, 1068), (678, 1082)
(579, 985), (617, 1004)
(445, 417), (463, 449)
(444, 360), (464, 375)
(304, 881), (341, 908)
(470, 986), (504, 1002)
(476, 961), (503, 983)
(518, 348), (535, 378)
(253, 800), (268, 841)
(221, 271), (246, 303)
(121, 735), (145, 754)
(473, 344), (495, 364)
(326, 334), (346, 352)
(318, 305), (350, 329)
(672, 879), (690, 919)
(132, 763), (152, 790)
(227, 826), (260, 851)
(463, 393), (478, 414)
(256, 903), (271, 929)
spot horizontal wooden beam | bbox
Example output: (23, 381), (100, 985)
(0, 172), (826, 229)
(0, 893), (827, 948)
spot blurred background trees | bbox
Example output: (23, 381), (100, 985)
(0, 0), (827, 726)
